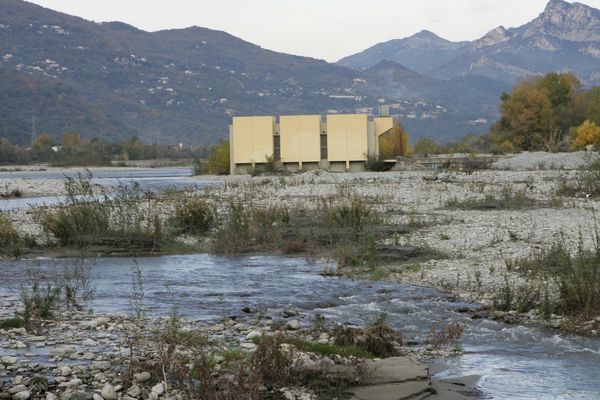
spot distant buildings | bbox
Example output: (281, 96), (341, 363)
(229, 113), (394, 174)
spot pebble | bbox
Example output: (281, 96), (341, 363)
(151, 383), (164, 396)
(286, 320), (300, 330)
(12, 391), (30, 400)
(133, 371), (151, 383)
(245, 330), (261, 340)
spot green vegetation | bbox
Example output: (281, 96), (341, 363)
(332, 314), (402, 358)
(173, 196), (215, 235)
(205, 139), (230, 175)
(504, 230), (600, 318)
(0, 317), (25, 330)
(36, 173), (164, 251)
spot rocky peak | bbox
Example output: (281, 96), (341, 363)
(532, 0), (600, 41)
(474, 26), (511, 48)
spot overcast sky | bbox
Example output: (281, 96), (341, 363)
(27, 0), (600, 61)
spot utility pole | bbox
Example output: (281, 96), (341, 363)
(30, 114), (36, 146)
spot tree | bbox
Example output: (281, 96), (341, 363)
(379, 119), (410, 159)
(413, 137), (439, 155)
(586, 87), (600, 126)
(206, 139), (230, 175)
(32, 133), (56, 160)
(571, 120), (600, 150)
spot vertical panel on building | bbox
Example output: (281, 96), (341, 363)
(326, 114), (368, 162)
(231, 116), (275, 164)
(280, 115), (321, 163)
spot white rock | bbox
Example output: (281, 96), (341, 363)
(1, 356), (17, 365)
(126, 385), (141, 398)
(92, 395), (103, 400)
(46, 393), (58, 400)
(286, 320), (300, 330)
(100, 384), (117, 400)
(9, 385), (27, 394)
(245, 330), (261, 340)
(15, 341), (26, 349)
(151, 383), (164, 396)
(60, 366), (72, 376)
(82, 339), (97, 347)
(133, 371), (151, 383)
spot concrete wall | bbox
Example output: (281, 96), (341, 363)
(231, 116), (275, 166)
(326, 114), (368, 165)
(279, 115), (321, 165)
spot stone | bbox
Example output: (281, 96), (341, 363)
(240, 343), (257, 351)
(45, 394), (57, 400)
(14, 342), (26, 349)
(286, 320), (300, 330)
(126, 385), (141, 398)
(282, 308), (298, 317)
(92, 361), (111, 371)
(10, 328), (27, 335)
(8, 386), (27, 395)
(92, 395), (103, 400)
(60, 366), (72, 377)
(245, 330), (261, 340)
(12, 391), (30, 400)
(82, 339), (97, 347)
(151, 383), (164, 396)
(492, 310), (506, 319)
(1, 356), (17, 365)
(133, 371), (151, 383)
(100, 384), (117, 400)
(242, 306), (257, 314)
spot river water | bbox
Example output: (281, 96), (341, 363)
(0, 167), (217, 211)
(0, 254), (598, 399)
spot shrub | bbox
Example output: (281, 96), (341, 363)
(327, 196), (374, 232)
(37, 173), (164, 250)
(333, 313), (402, 357)
(174, 196), (214, 235)
(0, 212), (18, 248)
(0, 317), (25, 330)
(426, 321), (464, 350)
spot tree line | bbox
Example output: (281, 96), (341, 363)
(0, 133), (209, 166)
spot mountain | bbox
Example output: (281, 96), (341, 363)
(339, 0), (600, 85)
(0, 0), (384, 145)
(337, 30), (468, 73)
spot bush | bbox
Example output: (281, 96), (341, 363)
(0, 317), (25, 330)
(174, 196), (214, 235)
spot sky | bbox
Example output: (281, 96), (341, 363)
(26, 0), (600, 62)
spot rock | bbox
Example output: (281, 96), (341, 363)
(242, 306), (257, 314)
(241, 342), (257, 351)
(282, 308), (298, 317)
(286, 320), (300, 330)
(133, 372), (151, 383)
(151, 383), (164, 396)
(12, 391), (30, 400)
(81, 339), (97, 347)
(245, 330), (261, 340)
(92, 395), (103, 400)
(100, 384), (117, 400)
(1, 356), (17, 365)
(10, 328), (27, 335)
(14, 342), (26, 349)
(9, 386), (27, 395)
(492, 310), (507, 319)
(126, 386), (141, 398)
(45, 394), (57, 400)
(92, 361), (111, 371)
(60, 366), (72, 377)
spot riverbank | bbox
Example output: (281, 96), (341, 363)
(2, 157), (600, 334)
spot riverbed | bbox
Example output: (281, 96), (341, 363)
(1, 254), (599, 399)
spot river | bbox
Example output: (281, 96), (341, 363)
(1, 254), (598, 399)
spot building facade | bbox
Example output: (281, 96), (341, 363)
(229, 114), (394, 174)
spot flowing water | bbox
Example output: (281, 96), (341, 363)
(0, 254), (598, 399)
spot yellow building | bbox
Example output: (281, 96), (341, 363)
(229, 113), (394, 174)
